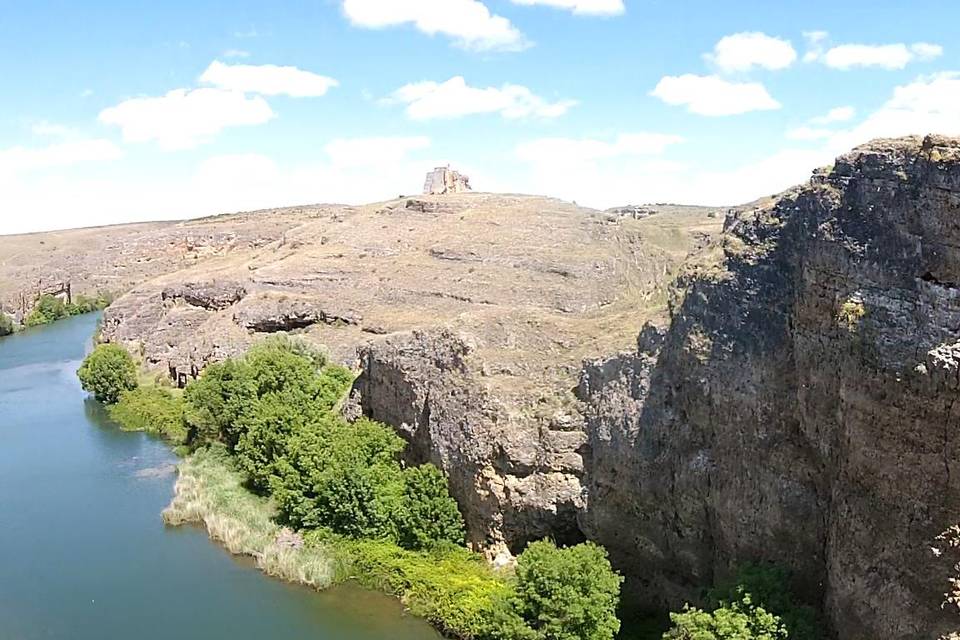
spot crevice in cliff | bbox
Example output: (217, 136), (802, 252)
(920, 271), (960, 291)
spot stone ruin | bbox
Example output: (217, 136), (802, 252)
(423, 165), (471, 195)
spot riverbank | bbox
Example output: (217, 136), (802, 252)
(163, 446), (513, 639)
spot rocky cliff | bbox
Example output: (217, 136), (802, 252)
(93, 193), (722, 556)
(579, 135), (960, 638)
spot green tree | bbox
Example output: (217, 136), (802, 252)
(272, 417), (407, 538)
(183, 358), (257, 447)
(502, 540), (624, 640)
(397, 464), (465, 550)
(25, 294), (68, 326)
(77, 343), (138, 404)
(0, 313), (14, 336)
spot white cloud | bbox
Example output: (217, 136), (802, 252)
(651, 74), (781, 116)
(828, 71), (960, 150)
(515, 133), (683, 165)
(802, 30), (829, 63)
(30, 121), (72, 137)
(388, 76), (576, 120)
(0, 137), (435, 234)
(513, 134), (828, 209)
(787, 106), (856, 141)
(785, 126), (834, 141)
(509, 0), (625, 16)
(99, 88), (275, 151)
(199, 60), (338, 97)
(814, 41), (943, 70)
(811, 105), (855, 124)
(324, 136), (432, 167)
(706, 32), (796, 73)
(0, 139), (123, 175)
(341, 0), (526, 51)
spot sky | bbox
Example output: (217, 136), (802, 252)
(1, 0), (959, 235)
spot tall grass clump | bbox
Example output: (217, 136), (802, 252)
(163, 446), (336, 589)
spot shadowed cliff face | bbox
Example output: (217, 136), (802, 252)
(579, 135), (960, 639)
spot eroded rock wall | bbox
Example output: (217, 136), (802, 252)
(579, 136), (960, 638)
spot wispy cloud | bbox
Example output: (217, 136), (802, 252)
(509, 0), (624, 16)
(387, 76), (575, 120)
(199, 60), (338, 97)
(341, 0), (527, 51)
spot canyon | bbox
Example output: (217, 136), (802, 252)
(3, 136), (959, 638)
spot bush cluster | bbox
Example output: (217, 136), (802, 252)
(183, 336), (465, 550)
(109, 386), (188, 443)
(25, 292), (112, 327)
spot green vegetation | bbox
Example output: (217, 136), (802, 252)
(0, 313), (13, 336)
(25, 294), (68, 326)
(505, 540), (623, 640)
(165, 335), (624, 640)
(24, 292), (113, 328)
(664, 564), (821, 640)
(77, 343), (138, 404)
(109, 386), (188, 444)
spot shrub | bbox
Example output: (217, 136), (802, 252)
(0, 313), (14, 336)
(67, 291), (113, 316)
(314, 533), (511, 639)
(664, 598), (786, 640)
(397, 464), (466, 550)
(109, 386), (187, 443)
(704, 564), (821, 640)
(503, 540), (624, 640)
(25, 294), (68, 326)
(664, 563), (821, 640)
(77, 343), (138, 404)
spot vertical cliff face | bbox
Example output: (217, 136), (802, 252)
(579, 135), (960, 638)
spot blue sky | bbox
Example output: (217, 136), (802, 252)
(1, 0), (958, 234)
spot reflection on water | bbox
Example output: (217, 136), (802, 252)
(0, 313), (439, 640)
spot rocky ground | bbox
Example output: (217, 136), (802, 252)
(0, 206), (324, 319)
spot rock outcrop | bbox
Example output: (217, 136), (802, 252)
(579, 135), (960, 639)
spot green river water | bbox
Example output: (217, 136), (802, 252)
(0, 313), (440, 640)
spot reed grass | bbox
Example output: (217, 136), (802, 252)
(162, 446), (336, 589)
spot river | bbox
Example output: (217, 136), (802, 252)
(0, 313), (439, 640)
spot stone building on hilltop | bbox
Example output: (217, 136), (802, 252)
(423, 166), (471, 195)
